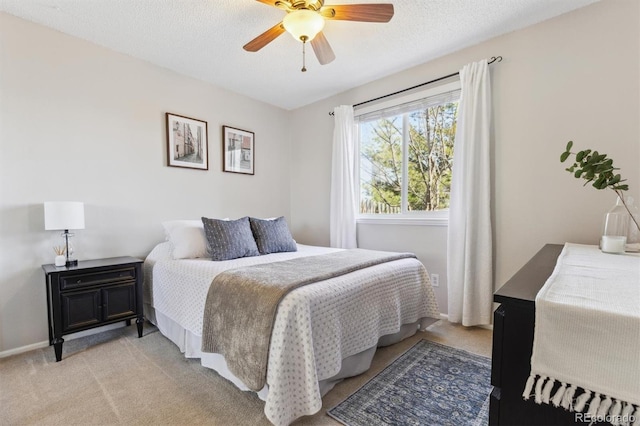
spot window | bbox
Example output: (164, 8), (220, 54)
(356, 81), (461, 224)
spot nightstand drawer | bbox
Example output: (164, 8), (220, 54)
(60, 267), (136, 290)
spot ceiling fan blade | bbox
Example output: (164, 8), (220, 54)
(320, 4), (394, 22)
(243, 22), (286, 52)
(311, 32), (336, 65)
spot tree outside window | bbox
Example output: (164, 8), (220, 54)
(359, 98), (458, 215)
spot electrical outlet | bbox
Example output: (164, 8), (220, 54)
(430, 273), (439, 287)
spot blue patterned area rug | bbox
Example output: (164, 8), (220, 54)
(327, 340), (491, 426)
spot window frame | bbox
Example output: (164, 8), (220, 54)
(355, 80), (461, 226)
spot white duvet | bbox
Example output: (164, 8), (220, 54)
(144, 242), (439, 425)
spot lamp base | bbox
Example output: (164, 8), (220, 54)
(65, 259), (78, 267)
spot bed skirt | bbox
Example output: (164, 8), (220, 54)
(144, 302), (437, 401)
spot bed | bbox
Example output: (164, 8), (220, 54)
(143, 219), (440, 425)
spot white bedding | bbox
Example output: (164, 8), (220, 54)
(144, 242), (439, 425)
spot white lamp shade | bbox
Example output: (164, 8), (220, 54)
(44, 202), (85, 230)
(283, 9), (325, 42)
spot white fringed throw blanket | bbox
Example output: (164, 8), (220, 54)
(523, 244), (640, 426)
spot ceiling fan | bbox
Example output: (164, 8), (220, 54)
(243, 0), (394, 71)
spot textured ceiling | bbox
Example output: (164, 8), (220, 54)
(1, 0), (598, 110)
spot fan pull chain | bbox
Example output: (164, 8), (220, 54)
(301, 35), (308, 72)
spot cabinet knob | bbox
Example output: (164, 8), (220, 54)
(76, 279), (82, 284)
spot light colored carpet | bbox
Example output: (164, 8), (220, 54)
(0, 321), (491, 425)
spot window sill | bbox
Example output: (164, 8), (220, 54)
(356, 216), (449, 226)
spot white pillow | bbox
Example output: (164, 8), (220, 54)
(162, 220), (202, 241)
(161, 219), (228, 259)
(162, 220), (207, 259)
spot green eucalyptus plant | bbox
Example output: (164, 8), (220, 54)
(560, 141), (640, 232)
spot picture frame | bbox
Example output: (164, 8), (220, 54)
(166, 113), (208, 170)
(222, 125), (255, 175)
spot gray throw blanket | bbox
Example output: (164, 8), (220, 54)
(201, 249), (417, 391)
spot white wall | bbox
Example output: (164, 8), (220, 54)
(0, 13), (292, 353)
(289, 0), (640, 313)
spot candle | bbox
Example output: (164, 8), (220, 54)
(601, 236), (626, 254)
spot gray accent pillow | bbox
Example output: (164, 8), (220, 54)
(201, 216), (260, 261)
(249, 216), (297, 255)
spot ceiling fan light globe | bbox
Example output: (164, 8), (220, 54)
(283, 9), (325, 42)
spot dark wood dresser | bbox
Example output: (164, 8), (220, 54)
(489, 244), (608, 425)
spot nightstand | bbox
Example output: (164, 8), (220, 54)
(42, 256), (144, 361)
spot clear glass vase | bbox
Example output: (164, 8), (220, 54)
(601, 197), (628, 254)
(625, 197), (640, 252)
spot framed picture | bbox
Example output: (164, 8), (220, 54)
(222, 125), (255, 175)
(166, 113), (208, 170)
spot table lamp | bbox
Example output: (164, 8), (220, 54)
(44, 201), (85, 267)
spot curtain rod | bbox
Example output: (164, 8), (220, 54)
(328, 56), (502, 116)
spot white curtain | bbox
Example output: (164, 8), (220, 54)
(447, 60), (493, 326)
(330, 105), (358, 249)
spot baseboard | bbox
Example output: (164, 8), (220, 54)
(0, 322), (126, 359)
(0, 340), (50, 358)
(438, 313), (493, 331)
